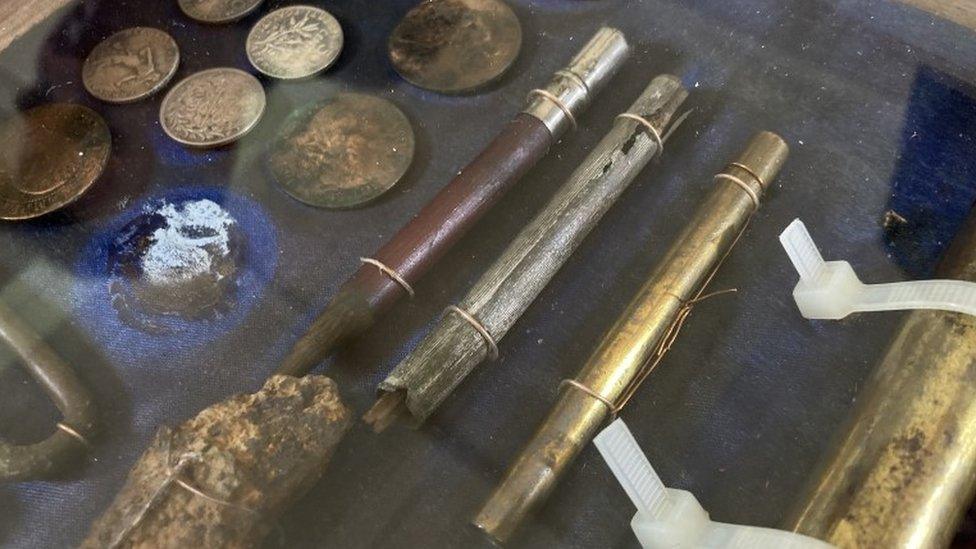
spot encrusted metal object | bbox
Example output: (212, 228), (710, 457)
(788, 206), (976, 548)
(246, 6), (343, 80)
(0, 103), (111, 221)
(388, 0), (522, 94)
(178, 0), (263, 24)
(269, 93), (415, 209)
(82, 27), (180, 103)
(159, 68), (266, 147)
(0, 301), (96, 482)
(473, 132), (790, 543)
(81, 375), (350, 548)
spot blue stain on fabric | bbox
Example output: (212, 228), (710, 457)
(884, 66), (976, 278)
(72, 186), (277, 363)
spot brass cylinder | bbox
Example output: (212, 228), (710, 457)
(473, 131), (790, 543)
(788, 208), (976, 548)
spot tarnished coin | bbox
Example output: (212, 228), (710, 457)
(388, 0), (522, 94)
(269, 93), (415, 209)
(0, 103), (111, 220)
(178, 0), (263, 24)
(246, 6), (343, 79)
(82, 27), (179, 103)
(159, 68), (266, 147)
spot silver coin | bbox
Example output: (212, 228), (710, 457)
(159, 68), (266, 147)
(246, 6), (343, 79)
(82, 27), (180, 103)
(178, 0), (263, 24)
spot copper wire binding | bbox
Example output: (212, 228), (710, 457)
(715, 161), (766, 210)
(527, 88), (578, 131)
(360, 257), (415, 298)
(56, 422), (91, 448)
(615, 112), (664, 157)
(443, 305), (499, 361)
(107, 433), (257, 549)
(714, 173), (761, 209)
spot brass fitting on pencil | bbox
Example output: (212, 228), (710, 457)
(473, 131), (789, 544)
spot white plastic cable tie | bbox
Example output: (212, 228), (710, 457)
(780, 218), (976, 320)
(594, 419), (835, 549)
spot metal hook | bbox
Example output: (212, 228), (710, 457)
(0, 301), (96, 482)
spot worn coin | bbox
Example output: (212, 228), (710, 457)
(388, 0), (522, 94)
(246, 6), (343, 79)
(269, 93), (415, 209)
(0, 104), (111, 221)
(82, 27), (179, 103)
(178, 0), (263, 24)
(159, 68), (266, 148)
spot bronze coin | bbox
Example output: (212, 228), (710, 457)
(82, 27), (180, 103)
(0, 104), (111, 221)
(178, 0), (264, 24)
(246, 5), (344, 80)
(388, 0), (522, 94)
(159, 68), (266, 148)
(269, 93), (415, 209)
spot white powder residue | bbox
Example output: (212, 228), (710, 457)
(140, 199), (237, 285)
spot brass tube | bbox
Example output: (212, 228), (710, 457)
(473, 131), (790, 543)
(788, 207), (976, 548)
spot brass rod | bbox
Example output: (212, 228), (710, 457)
(473, 131), (789, 543)
(787, 206), (976, 548)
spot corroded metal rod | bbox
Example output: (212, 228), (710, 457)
(473, 132), (790, 543)
(276, 27), (630, 377)
(787, 206), (976, 548)
(365, 74), (689, 431)
(0, 301), (96, 481)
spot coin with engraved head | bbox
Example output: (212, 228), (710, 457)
(159, 68), (266, 148)
(178, 0), (263, 24)
(0, 103), (111, 220)
(247, 5), (343, 80)
(83, 27), (179, 103)
(269, 93), (415, 209)
(388, 0), (522, 94)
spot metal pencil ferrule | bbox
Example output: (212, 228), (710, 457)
(523, 27), (630, 137)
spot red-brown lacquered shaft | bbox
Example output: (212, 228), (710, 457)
(276, 28), (631, 377)
(278, 115), (552, 376)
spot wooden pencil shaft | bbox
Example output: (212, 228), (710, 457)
(377, 75), (688, 425)
(787, 207), (976, 548)
(473, 132), (790, 543)
(277, 28), (630, 377)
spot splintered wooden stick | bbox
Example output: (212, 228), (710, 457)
(366, 74), (689, 432)
(275, 27), (630, 378)
(82, 375), (351, 549)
